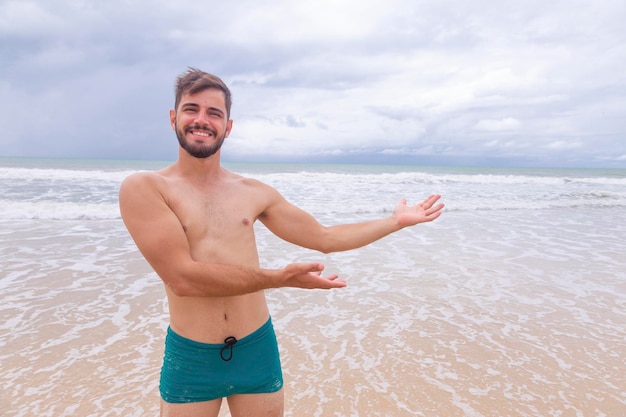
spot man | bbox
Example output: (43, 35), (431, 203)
(119, 68), (444, 417)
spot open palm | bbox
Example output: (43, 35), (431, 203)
(393, 195), (444, 227)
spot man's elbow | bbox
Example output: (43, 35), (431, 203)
(162, 276), (197, 297)
(152, 259), (202, 297)
(157, 265), (203, 297)
(317, 244), (336, 254)
(314, 236), (347, 254)
(310, 228), (342, 254)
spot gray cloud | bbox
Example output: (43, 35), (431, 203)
(1, 0), (625, 167)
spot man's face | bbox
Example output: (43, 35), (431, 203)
(170, 89), (232, 159)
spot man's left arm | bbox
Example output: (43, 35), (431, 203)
(259, 188), (444, 254)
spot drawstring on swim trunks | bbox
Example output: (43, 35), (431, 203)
(220, 336), (238, 361)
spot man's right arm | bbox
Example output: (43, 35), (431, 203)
(118, 173), (345, 297)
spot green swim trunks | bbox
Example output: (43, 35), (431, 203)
(160, 317), (283, 403)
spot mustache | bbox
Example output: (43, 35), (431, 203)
(185, 124), (217, 136)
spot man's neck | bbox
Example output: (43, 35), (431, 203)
(176, 148), (224, 184)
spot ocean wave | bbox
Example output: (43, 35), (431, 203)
(2, 165), (625, 187)
(248, 171), (626, 187)
(1, 165), (625, 220)
(0, 166), (133, 184)
(0, 200), (120, 221)
(1, 193), (625, 221)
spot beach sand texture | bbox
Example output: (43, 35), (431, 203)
(1, 161), (625, 416)
(2, 209), (624, 417)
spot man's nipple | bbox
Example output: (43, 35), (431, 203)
(241, 218), (250, 226)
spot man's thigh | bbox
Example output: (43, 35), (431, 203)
(160, 398), (222, 417)
(227, 389), (284, 417)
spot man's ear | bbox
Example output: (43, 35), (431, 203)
(225, 119), (233, 138)
(169, 109), (176, 130)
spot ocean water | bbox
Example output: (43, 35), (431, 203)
(1, 157), (625, 416)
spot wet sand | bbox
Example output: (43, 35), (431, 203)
(2, 207), (626, 416)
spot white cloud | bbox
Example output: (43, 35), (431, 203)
(0, 0), (625, 167)
(543, 140), (583, 150)
(474, 118), (522, 132)
(0, 1), (63, 35)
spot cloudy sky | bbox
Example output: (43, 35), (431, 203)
(1, 0), (625, 168)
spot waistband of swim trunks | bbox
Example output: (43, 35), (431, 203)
(165, 316), (274, 350)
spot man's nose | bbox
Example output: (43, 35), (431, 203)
(194, 111), (211, 124)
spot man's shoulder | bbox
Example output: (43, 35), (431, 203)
(119, 169), (182, 204)
(224, 169), (268, 188)
(224, 171), (281, 202)
(121, 170), (166, 188)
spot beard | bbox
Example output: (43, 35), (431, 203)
(175, 123), (226, 159)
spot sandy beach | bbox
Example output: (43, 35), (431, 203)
(2, 208), (625, 416)
(1, 161), (625, 416)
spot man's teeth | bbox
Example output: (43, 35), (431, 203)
(192, 130), (210, 137)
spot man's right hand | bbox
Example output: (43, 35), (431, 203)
(277, 262), (347, 290)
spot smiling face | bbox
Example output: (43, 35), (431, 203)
(170, 88), (233, 159)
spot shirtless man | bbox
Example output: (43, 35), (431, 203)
(119, 68), (444, 417)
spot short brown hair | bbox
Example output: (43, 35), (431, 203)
(174, 68), (232, 118)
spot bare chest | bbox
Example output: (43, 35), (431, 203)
(168, 186), (260, 258)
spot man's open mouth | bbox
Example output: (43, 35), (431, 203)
(186, 126), (216, 137)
